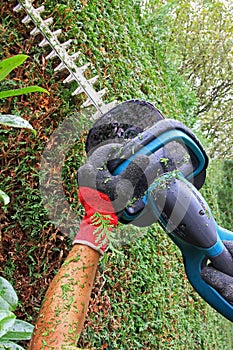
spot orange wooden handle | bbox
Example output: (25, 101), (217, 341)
(28, 244), (100, 349)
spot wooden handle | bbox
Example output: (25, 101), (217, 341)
(28, 244), (100, 349)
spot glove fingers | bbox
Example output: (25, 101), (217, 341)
(77, 163), (96, 188)
(77, 144), (149, 214)
(120, 154), (149, 187)
(201, 266), (233, 306)
(112, 155), (150, 211)
(88, 143), (122, 169)
(104, 156), (149, 213)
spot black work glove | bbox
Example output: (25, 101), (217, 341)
(77, 143), (149, 216)
(201, 241), (233, 306)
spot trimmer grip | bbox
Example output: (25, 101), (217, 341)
(148, 175), (233, 276)
(147, 175), (233, 322)
(179, 238), (233, 322)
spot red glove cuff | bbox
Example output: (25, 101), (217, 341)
(73, 187), (118, 255)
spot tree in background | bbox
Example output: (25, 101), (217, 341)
(143, 0), (233, 158)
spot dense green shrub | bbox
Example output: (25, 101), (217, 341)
(0, 1), (232, 349)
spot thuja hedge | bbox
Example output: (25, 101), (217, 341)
(0, 1), (232, 349)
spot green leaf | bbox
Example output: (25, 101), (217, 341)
(0, 115), (33, 130)
(1, 320), (34, 341)
(0, 297), (12, 311)
(0, 55), (28, 82)
(0, 277), (18, 312)
(0, 310), (16, 338)
(0, 190), (10, 206)
(0, 340), (26, 350)
(0, 86), (49, 99)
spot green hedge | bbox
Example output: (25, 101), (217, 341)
(1, 1), (232, 349)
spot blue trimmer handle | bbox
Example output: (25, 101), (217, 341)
(113, 122), (207, 183)
(168, 225), (233, 322)
(147, 175), (233, 322)
(169, 225), (233, 322)
(111, 119), (209, 225)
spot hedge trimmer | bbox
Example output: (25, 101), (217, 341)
(14, 2), (233, 346)
(85, 100), (233, 322)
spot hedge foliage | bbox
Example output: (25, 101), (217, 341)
(0, 1), (232, 349)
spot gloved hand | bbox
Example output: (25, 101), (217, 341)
(201, 241), (233, 306)
(73, 143), (149, 254)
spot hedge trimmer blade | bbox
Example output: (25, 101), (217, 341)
(14, 0), (108, 114)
